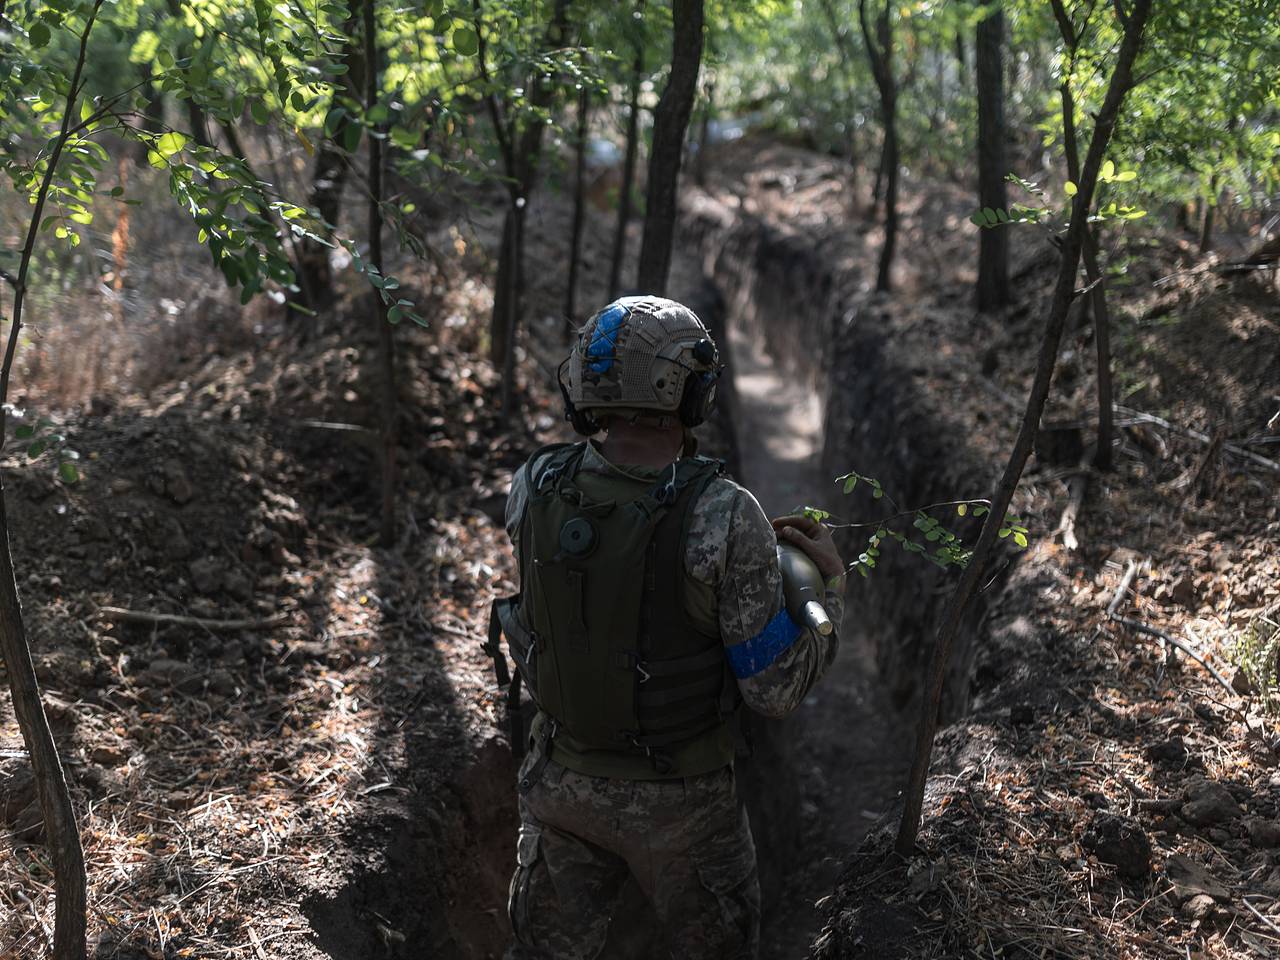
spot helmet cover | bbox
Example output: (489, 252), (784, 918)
(567, 296), (719, 419)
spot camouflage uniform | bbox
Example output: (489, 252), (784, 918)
(504, 441), (843, 959)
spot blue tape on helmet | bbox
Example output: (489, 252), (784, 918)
(586, 303), (629, 373)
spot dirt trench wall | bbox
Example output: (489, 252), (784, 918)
(683, 191), (992, 751)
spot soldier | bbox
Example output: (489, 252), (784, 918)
(491, 296), (845, 959)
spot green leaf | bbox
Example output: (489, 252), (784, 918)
(972, 506), (988, 518)
(451, 26), (479, 56)
(998, 527), (1011, 538)
(1012, 531), (1028, 548)
(155, 131), (188, 158)
(1063, 181), (1078, 197)
(15, 424), (35, 439)
(251, 99), (270, 125)
(841, 474), (858, 494)
(1114, 170), (1137, 182)
(27, 439), (48, 458)
(29, 21), (51, 47)
(1101, 160), (1115, 181)
(956, 503), (967, 516)
(58, 461), (79, 484)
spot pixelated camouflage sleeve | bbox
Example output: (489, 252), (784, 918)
(688, 480), (843, 719)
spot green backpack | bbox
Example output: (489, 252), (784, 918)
(486, 443), (737, 782)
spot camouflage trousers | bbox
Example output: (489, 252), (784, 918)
(505, 747), (761, 960)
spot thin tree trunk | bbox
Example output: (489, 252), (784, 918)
(694, 75), (714, 187)
(162, 0), (214, 148)
(879, 101), (898, 292)
(1199, 178), (1218, 253)
(479, 0), (571, 406)
(0, 8), (104, 959)
(133, 65), (163, 167)
(869, 133), (886, 218)
(975, 4), (1010, 311)
(635, 0), (704, 295)
(500, 203), (526, 414)
(1082, 231), (1114, 470)
(565, 84), (591, 339)
(896, 0), (1153, 856)
(859, 0), (897, 292)
(609, 0), (647, 300)
(363, 0), (397, 547)
(1059, 50), (1113, 472)
(295, 0), (365, 312)
(0, 491), (87, 960)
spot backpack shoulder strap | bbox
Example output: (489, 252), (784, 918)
(530, 441), (588, 495)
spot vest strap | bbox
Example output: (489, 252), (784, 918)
(639, 645), (725, 677)
(637, 674), (725, 709)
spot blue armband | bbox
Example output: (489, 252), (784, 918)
(725, 609), (802, 679)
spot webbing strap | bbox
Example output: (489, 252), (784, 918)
(518, 719), (556, 795)
(484, 598), (512, 687)
(637, 674), (724, 709)
(640, 646), (725, 678)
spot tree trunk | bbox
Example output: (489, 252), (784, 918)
(1082, 229), (1114, 471)
(1199, 178), (1218, 253)
(295, 0), (365, 312)
(878, 100), (898, 292)
(363, 0), (397, 547)
(133, 65), (164, 167)
(694, 75), (714, 187)
(859, 0), (897, 292)
(635, 0), (704, 296)
(564, 84), (590, 340)
(162, 0), (214, 148)
(1060, 76), (1114, 472)
(483, 0), (571, 405)
(896, 0), (1153, 856)
(975, 4), (1010, 312)
(609, 0), (647, 301)
(0, 7), (102, 957)
(0, 486), (87, 960)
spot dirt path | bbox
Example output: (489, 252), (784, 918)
(728, 330), (909, 959)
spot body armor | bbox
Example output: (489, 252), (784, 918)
(488, 443), (738, 780)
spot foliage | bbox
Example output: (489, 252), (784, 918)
(799, 469), (1029, 580)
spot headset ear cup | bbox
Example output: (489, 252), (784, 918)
(570, 406), (600, 436)
(678, 371), (717, 428)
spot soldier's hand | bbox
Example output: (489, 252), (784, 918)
(771, 515), (845, 582)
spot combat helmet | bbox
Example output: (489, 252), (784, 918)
(560, 296), (721, 435)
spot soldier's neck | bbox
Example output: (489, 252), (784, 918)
(599, 423), (684, 470)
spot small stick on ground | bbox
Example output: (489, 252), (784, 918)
(1106, 559), (1141, 618)
(1054, 449), (1094, 551)
(1115, 404), (1280, 473)
(97, 607), (288, 631)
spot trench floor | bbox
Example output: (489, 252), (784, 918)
(729, 330), (910, 959)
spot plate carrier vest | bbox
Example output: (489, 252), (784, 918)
(486, 443), (739, 783)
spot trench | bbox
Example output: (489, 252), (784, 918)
(682, 179), (998, 956)
(304, 163), (995, 959)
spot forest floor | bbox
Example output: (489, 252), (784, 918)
(0, 135), (1277, 960)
